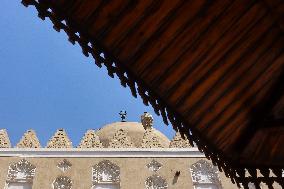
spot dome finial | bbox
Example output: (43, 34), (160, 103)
(119, 110), (127, 122)
(141, 112), (153, 130)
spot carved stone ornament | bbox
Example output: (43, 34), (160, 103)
(16, 130), (41, 148)
(109, 129), (134, 148)
(146, 160), (163, 172)
(57, 159), (72, 172)
(92, 160), (120, 184)
(0, 129), (11, 148)
(77, 130), (103, 148)
(145, 174), (168, 189)
(7, 159), (36, 183)
(141, 112), (154, 130)
(53, 176), (72, 189)
(169, 132), (191, 148)
(141, 129), (163, 148)
(46, 129), (72, 148)
(190, 160), (222, 186)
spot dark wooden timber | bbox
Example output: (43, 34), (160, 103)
(22, 0), (284, 187)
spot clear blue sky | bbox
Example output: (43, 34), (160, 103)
(0, 1), (175, 146)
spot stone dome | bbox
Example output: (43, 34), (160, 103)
(95, 122), (170, 148)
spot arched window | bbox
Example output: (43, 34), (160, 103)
(5, 159), (36, 189)
(145, 175), (168, 189)
(53, 176), (72, 189)
(190, 160), (222, 189)
(92, 160), (120, 189)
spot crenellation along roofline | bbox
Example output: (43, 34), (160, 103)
(1, 122), (192, 148)
(0, 148), (204, 158)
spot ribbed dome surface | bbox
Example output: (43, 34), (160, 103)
(95, 122), (170, 148)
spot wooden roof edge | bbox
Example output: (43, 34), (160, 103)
(21, 0), (284, 187)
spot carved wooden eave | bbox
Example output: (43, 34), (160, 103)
(21, 0), (284, 187)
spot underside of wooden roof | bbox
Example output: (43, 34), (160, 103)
(22, 0), (284, 188)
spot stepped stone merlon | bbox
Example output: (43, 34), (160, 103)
(16, 130), (41, 148)
(46, 129), (72, 148)
(78, 129), (103, 148)
(0, 129), (11, 148)
(141, 129), (163, 148)
(169, 132), (191, 148)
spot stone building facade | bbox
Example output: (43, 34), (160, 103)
(0, 113), (271, 189)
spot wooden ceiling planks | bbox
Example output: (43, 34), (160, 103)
(135, 0), (232, 77)
(22, 0), (284, 187)
(170, 3), (269, 110)
(102, 1), (156, 49)
(186, 27), (280, 124)
(263, 0), (284, 31)
(150, 0), (257, 94)
(242, 127), (284, 166)
(70, 0), (104, 24)
(113, 0), (183, 61)
(129, 0), (208, 79)
(196, 31), (282, 137)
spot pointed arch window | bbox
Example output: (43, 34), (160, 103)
(145, 174), (168, 189)
(5, 159), (36, 189)
(190, 160), (222, 189)
(92, 160), (120, 189)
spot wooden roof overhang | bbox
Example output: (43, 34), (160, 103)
(22, 0), (284, 188)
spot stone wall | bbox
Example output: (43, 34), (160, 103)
(0, 156), (239, 189)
